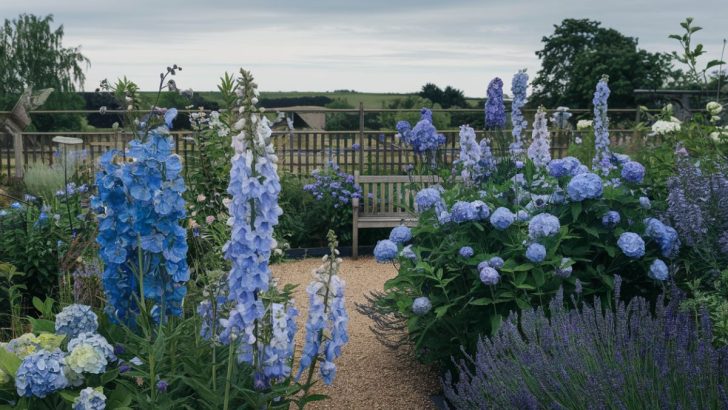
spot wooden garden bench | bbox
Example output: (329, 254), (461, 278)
(351, 171), (441, 259)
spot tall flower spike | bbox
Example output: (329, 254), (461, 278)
(484, 78), (506, 129)
(297, 230), (349, 385)
(219, 69), (283, 358)
(510, 69), (528, 155)
(592, 75), (614, 175)
(527, 106), (551, 168)
(455, 125), (481, 183)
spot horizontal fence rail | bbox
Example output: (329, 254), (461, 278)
(0, 106), (668, 180)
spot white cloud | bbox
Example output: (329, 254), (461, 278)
(3, 0), (726, 96)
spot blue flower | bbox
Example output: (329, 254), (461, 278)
(400, 245), (417, 260)
(639, 196), (651, 209)
(400, 109), (445, 154)
(510, 70), (528, 155)
(471, 200), (490, 220)
(479, 266), (500, 285)
(374, 240), (398, 263)
(567, 172), (603, 201)
(621, 161), (645, 184)
(649, 259), (669, 281)
(488, 256), (505, 269)
(601, 211), (621, 228)
(415, 188), (442, 212)
(451, 201), (478, 223)
(164, 108), (178, 129)
(485, 77), (506, 129)
(548, 156), (582, 178)
(73, 387), (106, 410)
(618, 232), (645, 259)
(527, 107), (551, 167)
(68, 332), (116, 362)
(15, 349), (69, 398)
(459, 246), (474, 258)
(10, 202), (22, 209)
(516, 210), (529, 222)
(351, 143), (361, 151)
(528, 213), (560, 240)
(644, 218), (680, 258)
(55, 304), (98, 338)
(592, 76), (614, 175)
(490, 207), (515, 230)
(412, 297), (432, 316)
(389, 225), (412, 244)
(526, 243), (546, 263)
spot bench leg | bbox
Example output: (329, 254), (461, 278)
(352, 221), (359, 260)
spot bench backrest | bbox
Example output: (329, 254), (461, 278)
(354, 171), (442, 216)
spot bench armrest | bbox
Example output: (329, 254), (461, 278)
(352, 197), (360, 209)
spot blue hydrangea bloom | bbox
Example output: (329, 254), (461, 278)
(73, 387), (106, 410)
(485, 77), (506, 129)
(415, 188), (442, 212)
(412, 297), (432, 316)
(490, 207), (515, 230)
(374, 240), (398, 263)
(644, 218), (681, 258)
(451, 201), (478, 223)
(68, 332), (116, 362)
(639, 196), (651, 209)
(621, 161), (646, 184)
(15, 349), (69, 398)
(471, 200), (490, 220)
(526, 243), (547, 263)
(389, 225), (412, 244)
(602, 211), (621, 228)
(567, 172), (604, 201)
(479, 266), (500, 285)
(55, 304), (98, 338)
(400, 245), (417, 260)
(528, 213), (560, 240)
(488, 256), (505, 269)
(459, 246), (474, 258)
(618, 232), (645, 259)
(548, 156), (582, 178)
(516, 210), (529, 222)
(649, 259), (669, 281)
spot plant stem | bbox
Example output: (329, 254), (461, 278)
(223, 339), (236, 410)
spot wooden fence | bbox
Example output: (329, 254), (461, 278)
(0, 107), (652, 180)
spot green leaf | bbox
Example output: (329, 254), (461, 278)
(516, 283), (536, 290)
(32, 296), (45, 314)
(28, 317), (55, 333)
(300, 394), (329, 404)
(533, 270), (546, 287)
(60, 391), (80, 402)
(490, 315), (502, 333)
(515, 298), (531, 309)
(469, 297), (493, 306)
(0, 347), (21, 377)
(510, 264), (535, 272)
(435, 305), (451, 319)
(571, 202), (582, 221)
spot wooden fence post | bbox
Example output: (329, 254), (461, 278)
(633, 108), (641, 140)
(358, 102), (364, 175)
(12, 129), (23, 179)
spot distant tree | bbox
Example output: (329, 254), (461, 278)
(530, 19), (672, 108)
(0, 14), (89, 131)
(418, 83), (467, 109)
(377, 96), (451, 130)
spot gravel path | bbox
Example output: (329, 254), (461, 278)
(272, 256), (440, 410)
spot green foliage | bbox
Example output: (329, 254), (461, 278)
(531, 19), (672, 108)
(669, 17), (726, 88)
(22, 162), (66, 202)
(0, 262), (26, 338)
(418, 83), (467, 108)
(376, 96), (451, 130)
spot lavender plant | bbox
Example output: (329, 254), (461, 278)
(443, 278), (728, 409)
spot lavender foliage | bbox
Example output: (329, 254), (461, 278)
(444, 281), (728, 409)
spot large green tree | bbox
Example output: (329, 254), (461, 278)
(530, 19), (672, 108)
(0, 14), (88, 131)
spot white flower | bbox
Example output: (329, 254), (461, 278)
(651, 120), (681, 136)
(576, 120), (593, 130)
(707, 101), (723, 115)
(710, 126), (728, 142)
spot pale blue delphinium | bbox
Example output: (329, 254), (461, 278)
(592, 75), (614, 175)
(485, 77), (506, 129)
(510, 70), (528, 155)
(527, 106), (551, 168)
(456, 125), (481, 182)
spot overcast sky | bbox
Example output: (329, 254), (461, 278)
(3, 0), (727, 96)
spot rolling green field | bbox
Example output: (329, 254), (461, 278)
(195, 91), (481, 109)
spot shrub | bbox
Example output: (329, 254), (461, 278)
(443, 278), (728, 409)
